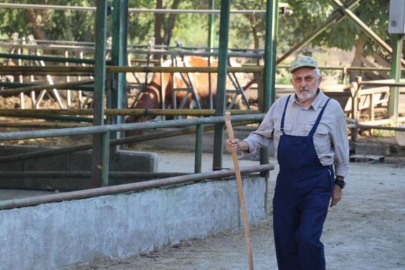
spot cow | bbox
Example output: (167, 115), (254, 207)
(125, 56), (247, 135)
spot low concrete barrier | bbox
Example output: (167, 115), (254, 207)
(0, 175), (267, 270)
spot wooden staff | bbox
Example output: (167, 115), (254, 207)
(224, 111), (254, 270)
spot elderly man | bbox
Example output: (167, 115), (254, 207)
(226, 56), (349, 270)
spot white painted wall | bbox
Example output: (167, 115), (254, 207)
(0, 176), (266, 270)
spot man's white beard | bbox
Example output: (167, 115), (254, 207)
(294, 83), (318, 102)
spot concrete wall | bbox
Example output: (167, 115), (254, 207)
(0, 146), (158, 190)
(0, 176), (267, 270)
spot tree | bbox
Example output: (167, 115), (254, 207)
(152, 0), (193, 46)
(231, 0), (267, 50)
(0, 0), (157, 45)
(230, 0), (392, 79)
(0, 0), (97, 42)
(278, 0), (391, 80)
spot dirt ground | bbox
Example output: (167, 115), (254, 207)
(74, 153), (405, 270)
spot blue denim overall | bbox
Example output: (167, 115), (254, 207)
(273, 96), (334, 270)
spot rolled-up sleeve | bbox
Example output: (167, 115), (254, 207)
(331, 104), (350, 178)
(243, 104), (276, 155)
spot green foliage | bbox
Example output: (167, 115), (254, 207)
(0, 0), (393, 59)
(228, 0), (391, 58)
(279, 0), (390, 55)
(128, 0), (155, 44)
(230, 0), (266, 48)
(0, 0), (96, 41)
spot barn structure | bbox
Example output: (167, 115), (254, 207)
(0, 1), (404, 269)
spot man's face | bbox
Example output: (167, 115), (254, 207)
(290, 67), (322, 103)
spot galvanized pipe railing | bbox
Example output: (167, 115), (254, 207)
(2, 65), (400, 78)
(0, 114), (264, 141)
(0, 53), (98, 65)
(278, 65), (405, 73)
(0, 120), (258, 164)
(0, 37), (247, 49)
(0, 171), (188, 179)
(0, 65), (263, 74)
(0, 115), (263, 178)
(0, 109), (259, 117)
(0, 164), (273, 210)
(126, 49), (264, 58)
(0, 114), (93, 123)
(0, 43), (264, 58)
(0, 121), (90, 129)
(0, 82), (94, 92)
(0, 80), (94, 97)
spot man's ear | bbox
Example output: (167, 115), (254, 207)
(318, 76), (323, 84)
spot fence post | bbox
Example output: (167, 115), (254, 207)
(111, 0), (128, 142)
(342, 67), (347, 84)
(212, 0), (231, 171)
(388, 34), (403, 122)
(261, 0), (279, 176)
(91, 0), (109, 187)
(352, 76), (362, 141)
(195, 124), (203, 173)
(369, 91), (374, 122)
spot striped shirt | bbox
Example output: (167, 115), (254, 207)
(244, 90), (350, 178)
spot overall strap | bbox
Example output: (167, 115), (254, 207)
(308, 98), (331, 137)
(280, 95), (291, 134)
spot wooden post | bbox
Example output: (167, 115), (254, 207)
(342, 67), (347, 84)
(352, 77), (362, 141)
(369, 93), (375, 122)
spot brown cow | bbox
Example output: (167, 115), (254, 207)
(126, 56), (246, 135)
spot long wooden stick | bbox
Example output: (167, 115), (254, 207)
(224, 111), (254, 270)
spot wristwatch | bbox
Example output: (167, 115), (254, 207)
(334, 179), (346, 189)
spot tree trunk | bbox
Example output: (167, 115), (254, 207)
(163, 0), (181, 46)
(154, 0), (164, 46)
(26, 9), (46, 40)
(249, 15), (260, 49)
(349, 38), (367, 82)
(240, 2), (260, 50)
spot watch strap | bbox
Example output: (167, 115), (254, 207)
(334, 179), (346, 189)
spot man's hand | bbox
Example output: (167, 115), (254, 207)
(330, 185), (342, 207)
(225, 139), (248, 153)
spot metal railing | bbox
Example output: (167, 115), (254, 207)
(0, 164), (273, 210)
(0, 113), (271, 210)
(0, 113), (265, 173)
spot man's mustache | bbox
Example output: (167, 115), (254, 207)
(299, 87), (311, 92)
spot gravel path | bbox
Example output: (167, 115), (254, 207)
(75, 153), (405, 270)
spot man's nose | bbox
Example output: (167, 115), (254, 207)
(299, 79), (308, 89)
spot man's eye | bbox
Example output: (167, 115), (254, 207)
(304, 76), (314, 82)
